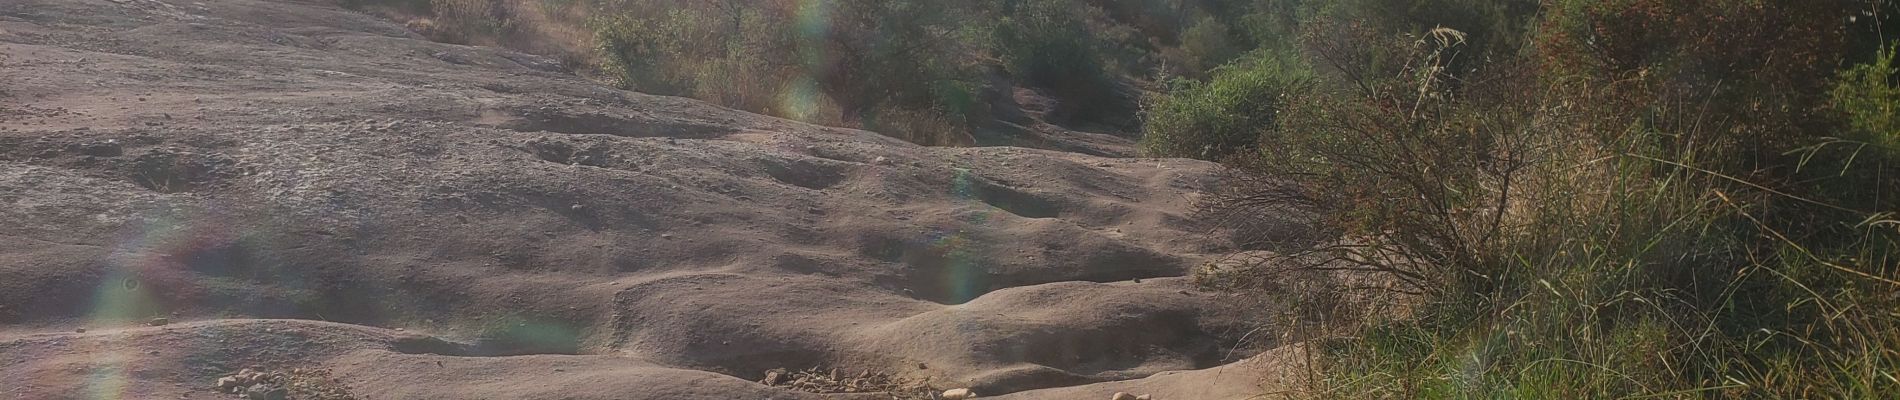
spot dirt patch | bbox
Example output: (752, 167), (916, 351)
(759, 157), (850, 190)
(388, 328), (581, 357)
(760, 366), (940, 399)
(498, 105), (737, 138)
(963, 177), (1060, 219)
(126, 149), (242, 193)
(0, 0), (1296, 397)
(525, 137), (611, 167)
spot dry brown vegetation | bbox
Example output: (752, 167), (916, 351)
(1146, 0), (1900, 398)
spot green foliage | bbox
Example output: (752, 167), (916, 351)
(1536, 0), (1854, 163)
(1329, 0), (1538, 64)
(589, 0), (981, 145)
(585, 0), (1241, 143)
(1139, 52), (1311, 160)
(349, 0), (1376, 143)
(989, 0), (1131, 124)
(424, 0), (511, 44)
(1179, 18), (1241, 73)
(588, 8), (701, 97)
(1833, 45), (1900, 151)
(1232, 0), (1312, 50)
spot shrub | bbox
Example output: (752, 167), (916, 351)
(1225, 25), (1571, 296)
(355, 0), (1206, 144)
(1139, 52), (1311, 160)
(1536, 0), (1854, 165)
(1177, 3), (1900, 397)
(590, 0), (981, 145)
(1179, 18), (1241, 74)
(1833, 44), (1900, 152)
(989, 0), (1133, 125)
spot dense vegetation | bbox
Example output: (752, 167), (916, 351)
(1164, 0), (1900, 398)
(338, 0), (1900, 396)
(346, 0), (1231, 145)
(341, 0), (1376, 146)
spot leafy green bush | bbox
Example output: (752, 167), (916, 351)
(1178, 18), (1241, 74)
(1833, 44), (1900, 152)
(1139, 52), (1311, 160)
(988, 0), (1132, 125)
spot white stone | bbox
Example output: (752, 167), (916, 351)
(215, 376), (240, 391)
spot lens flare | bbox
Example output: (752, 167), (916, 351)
(79, 207), (194, 400)
(780, 76), (824, 122)
(932, 168), (994, 302)
(778, 0), (834, 122)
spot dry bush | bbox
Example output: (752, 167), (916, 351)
(1186, 2), (1900, 397)
(1207, 23), (1586, 297)
(589, 0), (987, 144)
(863, 108), (978, 147)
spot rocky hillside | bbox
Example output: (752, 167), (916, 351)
(0, 0), (1301, 398)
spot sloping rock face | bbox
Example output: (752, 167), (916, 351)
(0, 0), (1294, 398)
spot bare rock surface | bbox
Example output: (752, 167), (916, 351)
(0, 0), (1296, 398)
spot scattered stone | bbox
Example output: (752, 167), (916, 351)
(73, 328), (85, 333)
(761, 369), (783, 386)
(215, 376), (241, 391)
(1111, 392), (1135, 400)
(148, 317), (169, 326)
(760, 366), (937, 398)
(942, 388), (977, 399)
(215, 368), (355, 399)
(872, 156), (892, 165)
(1137, 395), (1152, 400)
(244, 383), (287, 400)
